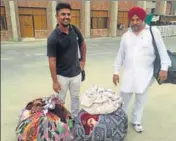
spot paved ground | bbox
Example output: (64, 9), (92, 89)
(1, 37), (176, 141)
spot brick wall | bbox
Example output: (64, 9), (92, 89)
(91, 0), (109, 10)
(118, 1), (137, 11)
(35, 30), (48, 38)
(1, 31), (9, 41)
(91, 29), (108, 37)
(17, 0), (48, 8)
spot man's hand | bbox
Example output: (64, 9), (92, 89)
(113, 74), (120, 86)
(159, 70), (168, 82)
(53, 81), (61, 93)
(80, 61), (85, 70)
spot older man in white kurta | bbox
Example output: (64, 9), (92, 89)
(113, 7), (171, 133)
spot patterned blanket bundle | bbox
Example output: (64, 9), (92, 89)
(16, 94), (74, 141)
(73, 86), (128, 141)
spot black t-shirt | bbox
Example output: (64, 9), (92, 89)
(47, 25), (84, 77)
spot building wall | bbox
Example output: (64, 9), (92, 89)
(0, 0), (13, 41)
(0, 0), (173, 41)
(117, 1), (137, 36)
(17, 0), (52, 39)
(118, 1), (137, 11)
(90, 0), (109, 37)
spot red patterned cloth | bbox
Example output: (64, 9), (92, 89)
(80, 113), (99, 135)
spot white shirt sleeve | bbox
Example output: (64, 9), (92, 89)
(113, 36), (125, 75)
(153, 27), (171, 71)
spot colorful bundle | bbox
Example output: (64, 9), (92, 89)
(16, 95), (74, 141)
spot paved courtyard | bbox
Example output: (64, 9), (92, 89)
(1, 37), (176, 141)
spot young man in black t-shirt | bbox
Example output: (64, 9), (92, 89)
(47, 3), (86, 118)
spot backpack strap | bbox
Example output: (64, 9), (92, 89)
(71, 24), (82, 47)
(71, 24), (83, 60)
(149, 26), (159, 56)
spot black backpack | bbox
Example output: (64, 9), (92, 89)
(150, 26), (176, 84)
(72, 25), (85, 81)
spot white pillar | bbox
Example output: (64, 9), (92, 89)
(84, 0), (90, 38)
(110, 0), (118, 37)
(52, 0), (57, 29)
(9, 1), (19, 41)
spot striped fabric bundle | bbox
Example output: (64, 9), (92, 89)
(73, 86), (128, 141)
(73, 108), (128, 141)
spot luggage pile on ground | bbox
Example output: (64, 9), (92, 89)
(16, 86), (128, 141)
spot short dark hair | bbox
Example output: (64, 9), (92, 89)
(56, 3), (72, 13)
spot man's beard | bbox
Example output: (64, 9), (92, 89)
(131, 24), (143, 32)
(62, 19), (70, 27)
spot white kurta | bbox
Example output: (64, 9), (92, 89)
(114, 25), (171, 94)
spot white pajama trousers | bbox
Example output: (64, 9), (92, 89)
(120, 90), (148, 124)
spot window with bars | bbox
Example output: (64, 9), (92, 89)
(18, 7), (47, 30)
(91, 10), (108, 29)
(0, 6), (8, 30)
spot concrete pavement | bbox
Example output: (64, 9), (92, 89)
(1, 37), (176, 141)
